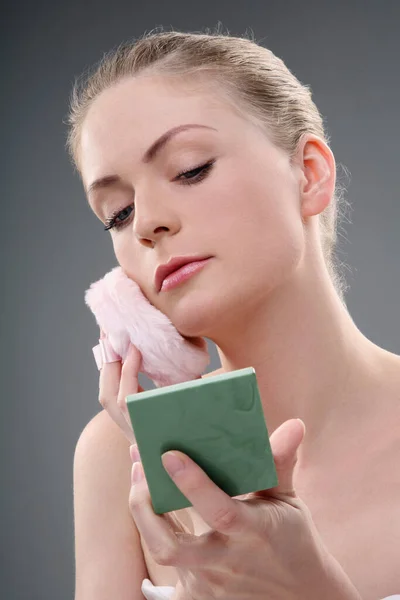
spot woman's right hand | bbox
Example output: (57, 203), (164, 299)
(97, 329), (192, 542)
(97, 329), (144, 444)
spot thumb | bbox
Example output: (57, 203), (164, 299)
(255, 418), (306, 499)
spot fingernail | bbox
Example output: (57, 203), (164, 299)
(129, 444), (140, 463)
(162, 451), (185, 476)
(131, 461), (144, 484)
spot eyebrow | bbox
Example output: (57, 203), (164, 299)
(86, 123), (217, 197)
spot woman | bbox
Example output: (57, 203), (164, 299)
(69, 30), (400, 600)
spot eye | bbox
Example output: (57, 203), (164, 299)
(176, 160), (215, 185)
(104, 204), (134, 231)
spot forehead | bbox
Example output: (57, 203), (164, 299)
(79, 75), (238, 182)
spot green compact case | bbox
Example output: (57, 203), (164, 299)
(126, 367), (278, 514)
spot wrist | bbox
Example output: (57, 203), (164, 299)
(309, 545), (362, 600)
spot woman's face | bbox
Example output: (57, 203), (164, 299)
(80, 75), (306, 338)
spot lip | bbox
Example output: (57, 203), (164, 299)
(155, 255), (213, 293)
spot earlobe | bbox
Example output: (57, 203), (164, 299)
(296, 134), (336, 219)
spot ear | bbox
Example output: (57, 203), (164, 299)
(293, 134), (336, 219)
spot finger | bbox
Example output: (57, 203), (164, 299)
(129, 462), (194, 568)
(130, 444), (192, 540)
(253, 418), (305, 500)
(130, 444), (189, 539)
(99, 359), (136, 442)
(161, 451), (248, 537)
(117, 343), (143, 429)
(130, 457), (230, 567)
(130, 469), (229, 569)
(98, 326), (145, 442)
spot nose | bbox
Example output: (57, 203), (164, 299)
(133, 196), (181, 247)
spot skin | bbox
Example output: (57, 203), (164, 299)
(79, 74), (400, 599)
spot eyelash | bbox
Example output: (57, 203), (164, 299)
(103, 160), (215, 232)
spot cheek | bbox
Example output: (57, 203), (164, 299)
(213, 166), (303, 246)
(112, 236), (130, 269)
(112, 238), (162, 309)
(210, 169), (305, 286)
(112, 238), (145, 290)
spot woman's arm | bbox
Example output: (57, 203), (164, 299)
(73, 409), (148, 600)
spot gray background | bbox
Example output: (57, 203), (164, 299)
(2, 1), (400, 598)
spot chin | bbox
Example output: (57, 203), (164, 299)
(167, 290), (224, 339)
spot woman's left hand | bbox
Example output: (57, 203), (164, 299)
(128, 419), (361, 600)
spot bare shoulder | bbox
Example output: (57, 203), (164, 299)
(75, 408), (130, 457)
(73, 410), (134, 535)
(73, 409), (148, 600)
(74, 409), (133, 499)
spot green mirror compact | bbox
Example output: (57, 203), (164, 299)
(126, 367), (278, 514)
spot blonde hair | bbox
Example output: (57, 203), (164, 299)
(66, 27), (350, 301)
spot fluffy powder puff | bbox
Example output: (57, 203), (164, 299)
(84, 266), (210, 387)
